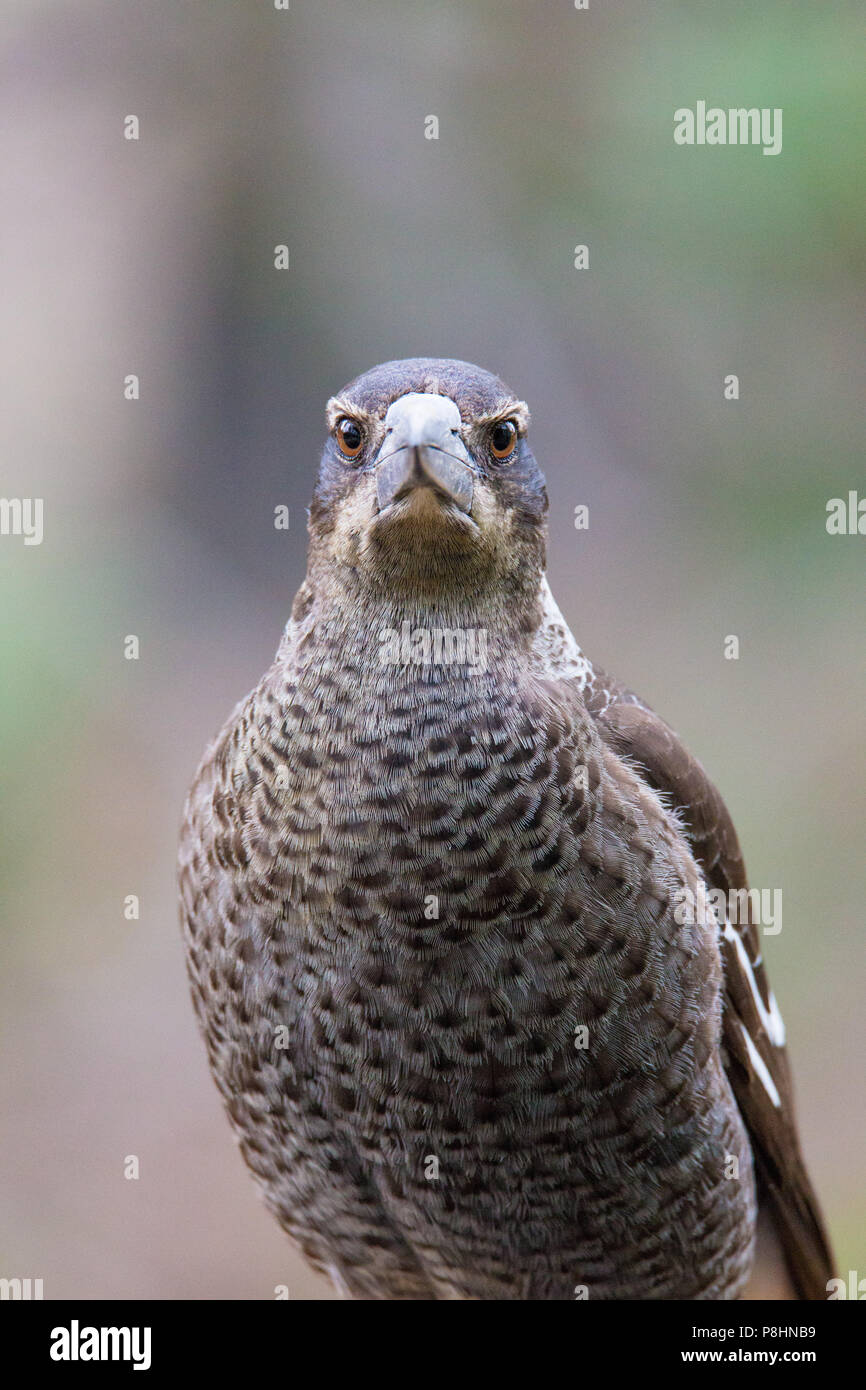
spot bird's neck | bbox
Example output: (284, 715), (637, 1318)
(289, 576), (542, 673)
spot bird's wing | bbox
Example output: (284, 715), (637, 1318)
(530, 579), (834, 1300)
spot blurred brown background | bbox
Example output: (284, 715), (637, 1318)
(1, 1), (863, 1298)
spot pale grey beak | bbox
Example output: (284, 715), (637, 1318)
(375, 393), (474, 514)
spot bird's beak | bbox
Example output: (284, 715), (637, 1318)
(374, 393), (475, 514)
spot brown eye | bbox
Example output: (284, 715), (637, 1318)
(490, 419), (518, 460)
(336, 417), (364, 458)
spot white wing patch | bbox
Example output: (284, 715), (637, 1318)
(723, 919), (786, 1047)
(739, 1022), (782, 1109)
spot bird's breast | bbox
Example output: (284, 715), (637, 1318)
(186, 654), (755, 1299)
(242, 663), (724, 1144)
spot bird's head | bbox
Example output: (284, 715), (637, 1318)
(308, 359), (548, 605)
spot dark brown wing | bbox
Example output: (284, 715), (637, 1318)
(579, 662), (835, 1301)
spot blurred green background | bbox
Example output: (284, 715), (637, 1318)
(1, 1), (863, 1297)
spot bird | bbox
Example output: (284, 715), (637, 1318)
(178, 357), (834, 1300)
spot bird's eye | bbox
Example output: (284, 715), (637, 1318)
(490, 419), (518, 461)
(336, 417), (364, 459)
